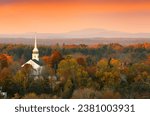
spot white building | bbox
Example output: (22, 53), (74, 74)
(21, 36), (42, 77)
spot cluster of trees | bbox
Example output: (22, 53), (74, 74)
(0, 43), (150, 99)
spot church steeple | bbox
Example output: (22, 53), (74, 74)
(32, 35), (39, 61)
(34, 35), (37, 49)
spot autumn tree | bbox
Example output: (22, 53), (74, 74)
(0, 54), (12, 70)
(42, 51), (63, 77)
(57, 57), (88, 89)
(86, 66), (96, 78)
(22, 93), (39, 99)
(28, 78), (51, 95)
(42, 56), (51, 66)
(50, 51), (63, 71)
(76, 57), (86, 67)
(12, 64), (34, 95)
(96, 58), (121, 89)
(144, 55), (150, 65)
(128, 63), (150, 98)
(21, 64), (33, 78)
(72, 88), (101, 99)
(61, 78), (74, 98)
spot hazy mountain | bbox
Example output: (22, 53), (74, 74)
(0, 28), (150, 45)
(0, 28), (150, 39)
(0, 37), (150, 45)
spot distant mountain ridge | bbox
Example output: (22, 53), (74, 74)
(0, 38), (150, 45)
(0, 28), (150, 45)
(0, 28), (150, 39)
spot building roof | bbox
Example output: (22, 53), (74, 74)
(32, 59), (43, 66)
(21, 59), (43, 70)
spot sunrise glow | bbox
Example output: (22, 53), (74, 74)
(0, 0), (150, 34)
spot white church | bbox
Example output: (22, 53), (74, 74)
(21, 36), (43, 77)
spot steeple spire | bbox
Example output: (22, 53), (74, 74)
(32, 34), (39, 61)
(34, 34), (37, 49)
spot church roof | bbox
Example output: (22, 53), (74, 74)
(32, 59), (43, 66)
(21, 59), (43, 70)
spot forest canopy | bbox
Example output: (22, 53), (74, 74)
(0, 43), (150, 99)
